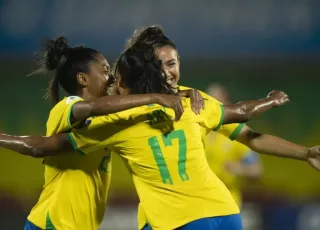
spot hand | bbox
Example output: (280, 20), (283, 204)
(155, 94), (184, 121)
(267, 90), (290, 107)
(307, 146), (320, 171)
(178, 89), (205, 114)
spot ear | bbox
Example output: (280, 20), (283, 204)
(76, 72), (89, 87)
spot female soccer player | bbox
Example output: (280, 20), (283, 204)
(2, 37), (288, 229)
(122, 26), (320, 230)
(0, 43), (319, 229)
(14, 36), (193, 230)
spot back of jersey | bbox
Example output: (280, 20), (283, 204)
(69, 98), (239, 230)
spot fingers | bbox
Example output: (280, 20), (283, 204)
(308, 157), (320, 171)
(174, 100), (184, 121)
(196, 91), (205, 114)
(273, 92), (290, 106)
(280, 94), (290, 105)
(190, 90), (204, 115)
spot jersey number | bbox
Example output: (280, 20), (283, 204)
(148, 129), (188, 184)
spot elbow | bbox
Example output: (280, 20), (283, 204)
(239, 104), (250, 122)
(232, 103), (250, 123)
(31, 146), (46, 158)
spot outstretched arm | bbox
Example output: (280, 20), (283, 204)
(235, 126), (308, 160)
(0, 133), (72, 158)
(234, 125), (320, 171)
(71, 94), (184, 123)
(223, 90), (289, 124)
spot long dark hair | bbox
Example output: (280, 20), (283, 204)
(114, 41), (176, 95)
(31, 36), (101, 104)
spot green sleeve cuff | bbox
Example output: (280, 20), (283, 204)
(229, 123), (246, 140)
(67, 102), (77, 128)
(213, 104), (224, 131)
(67, 133), (86, 155)
(67, 100), (83, 128)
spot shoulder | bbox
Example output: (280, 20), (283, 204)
(178, 85), (221, 102)
(46, 96), (84, 135)
(50, 96), (83, 114)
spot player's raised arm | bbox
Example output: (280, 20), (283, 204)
(0, 133), (72, 158)
(222, 90), (289, 124)
(71, 93), (184, 124)
(234, 126), (320, 171)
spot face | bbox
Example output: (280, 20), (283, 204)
(115, 73), (129, 96)
(85, 54), (111, 98)
(155, 45), (180, 88)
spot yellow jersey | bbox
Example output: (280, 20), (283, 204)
(28, 96), (112, 230)
(205, 131), (258, 206)
(137, 86), (246, 229)
(68, 98), (240, 230)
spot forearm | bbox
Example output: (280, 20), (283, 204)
(223, 98), (275, 123)
(236, 128), (308, 161)
(73, 94), (159, 121)
(0, 133), (72, 158)
(0, 133), (45, 158)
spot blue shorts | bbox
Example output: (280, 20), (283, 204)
(142, 214), (242, 230)
(24, 220), (42, 230)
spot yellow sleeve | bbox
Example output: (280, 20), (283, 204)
(46, 96), (84, 135)
(67, 116), (118, 155)
(217, 123), (246, 140)
(179, 85), (246, 140)
(199, 99), (224, 131)
(178, 85), (213, 100)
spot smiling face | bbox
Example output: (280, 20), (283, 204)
(81, 53), (111, 98)
(155, 45), (180, 89)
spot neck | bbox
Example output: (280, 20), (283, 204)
(76, 89), (97, 101)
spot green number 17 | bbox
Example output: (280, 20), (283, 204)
(148, 129), (189, 184)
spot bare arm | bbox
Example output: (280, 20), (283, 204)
(0, 133), (72, 158)
(223, 90), (289, 124)
(71, 94), (184, 124)
(235, 126), (308, 161)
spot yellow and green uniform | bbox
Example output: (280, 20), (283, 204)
(137, 86), (246, 229)
(205, 131), (258, 206)
(27, 96), (112, 230)
(68, 96), (244, 230)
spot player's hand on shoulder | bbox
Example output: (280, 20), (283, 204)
(267, 90), (290, 107)
(307, 146), (320, 171)
(178, 89), (205, 115)
(155, 94), (184, 121)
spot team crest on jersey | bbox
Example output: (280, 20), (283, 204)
(147, 109), (170, 125)
(66, 96), (81, 104)
(147, 109), (173, 133)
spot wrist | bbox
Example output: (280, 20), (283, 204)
(298, 147), (309, 160)
(264, 97), (276, 107)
